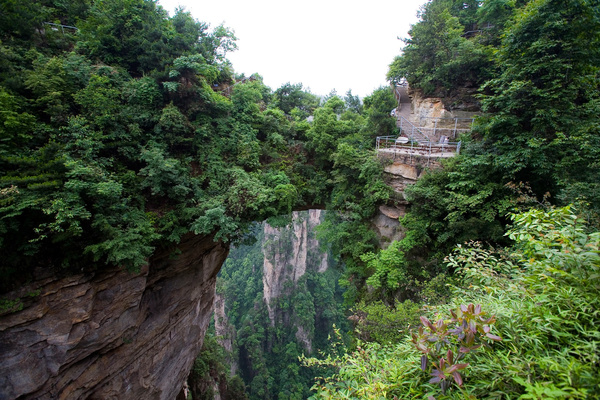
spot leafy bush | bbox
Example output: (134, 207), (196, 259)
(412, 303), (501, 394)
(387, 0), (497, 97)
(188, 334), (249, 400)
(351, 300), (422, 345)
(303, 206), (600, 399)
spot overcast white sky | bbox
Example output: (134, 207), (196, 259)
(158, 0), (424, 98)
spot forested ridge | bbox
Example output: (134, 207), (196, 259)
(1, 0), (600, 399)
(184, 0), (600, 398)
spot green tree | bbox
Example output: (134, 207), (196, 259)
(305, 96), (361, 174)
(361, 87), (397, 139)
(304, 205), (600, 399)
(77, 0), (173, 75)
(214, 214), (348, 400)
(0, 88), (36, 154)
(343, 90), (362, 114)
(388, 0), (600, 282)
(476, 0), (528, 45)
(189, 334), (249, 400)
(273, 82), (319, 117)
(478, 0), (600, 211)
(388, 0), (495, 97)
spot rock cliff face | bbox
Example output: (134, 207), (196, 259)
(372, 205), (406, 248)
(408, 87), (481, 116)
(407, 90), (479, 131)
(378, 153), (442, 197)
(210, 210), (342, 398)
(0, 233), (228, 400)
(262, 210), (328, 326)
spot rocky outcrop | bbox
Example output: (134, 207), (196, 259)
(407, 85), (481, 115)
(385, 162), (421, 181)
(372, 205), (406, 248)
(294, 325), (313, 354)
(0, 233), (229, 400)
(411, 95), (451, 122)
(380, 155), (442, 195)
(406, 91), (479, 134)
(262, 210), (328, 325)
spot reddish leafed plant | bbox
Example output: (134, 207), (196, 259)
(412, 304), (502, 394)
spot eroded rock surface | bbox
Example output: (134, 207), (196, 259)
(0, 233), (228, 400)
(409, 89), (480, 121)
(372, 205), (406, 248)
(262, 210), (328, 325)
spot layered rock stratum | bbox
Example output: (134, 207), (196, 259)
(0, 233), (228, 400)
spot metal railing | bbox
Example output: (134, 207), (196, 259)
(43, 22), (78, 34)
(380, 104), (473, 165)
(376, 136), (461, 154)
(399, 116), (473, 140)
(376, 135), (461, 166)
(398, 116), (431, 144)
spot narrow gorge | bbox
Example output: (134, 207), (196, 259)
(206, 210), (347, 399)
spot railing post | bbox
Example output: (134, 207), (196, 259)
(453, 118), (458, 139)
(428, 141), (432, 167)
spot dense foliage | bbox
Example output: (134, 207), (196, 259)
(0, 0), (394, 295)
(0, 3), (401, 396)
(304, 206), (600, 399)
(1, 0), (246, 289)
(358, 0), (600, 304)
(3, 0), (599, 398)
(297, 0), (600, 397)
(188, 334), (248, 400)
(389, 0), (495, 101)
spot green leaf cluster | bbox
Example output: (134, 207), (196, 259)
(374, 0), (600, 303)
(0, 1), (335, 290)
(0, 0), (403, 295)
(188, 334), (248, 400)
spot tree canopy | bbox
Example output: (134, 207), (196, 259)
(0, 0), (396, 297)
